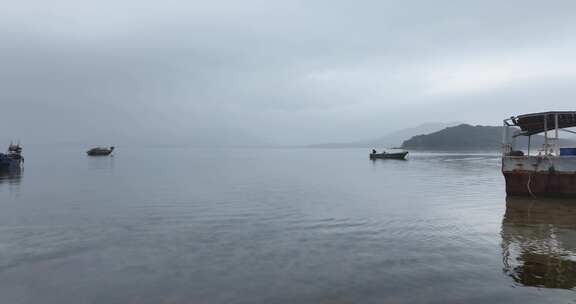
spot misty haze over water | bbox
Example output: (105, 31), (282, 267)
(3, 1), (576, 145)
(3, 1), (576, 303)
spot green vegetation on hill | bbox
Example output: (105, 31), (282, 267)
(401, 124), (575, 151)
(401, 124), (501, 150)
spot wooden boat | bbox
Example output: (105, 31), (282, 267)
(87, 146), (114, 156)
(369, 151), (408, 160)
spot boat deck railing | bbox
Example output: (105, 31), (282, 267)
(503, 111), (576, 158)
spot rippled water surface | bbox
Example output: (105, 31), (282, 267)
(1, 147), (575, 303)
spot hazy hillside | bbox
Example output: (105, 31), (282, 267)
(364, 122), (462, 147)
(186, 128), (271, 147)
(401, 124), (576, 151)
(308, 122), (460, 148)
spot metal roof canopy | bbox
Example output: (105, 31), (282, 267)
(505, 111), (576, 136)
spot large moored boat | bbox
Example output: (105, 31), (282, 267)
(502, 111), (576, 196)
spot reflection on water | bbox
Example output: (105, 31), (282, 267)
(0, 168), (23, 185)
(0, 168), (23, 197)
(86, 154), (115, 171)
(2, 149), (575, 303)
(502, 197), (576, 289)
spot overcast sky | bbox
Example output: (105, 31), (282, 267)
(2, 0), (576, 145)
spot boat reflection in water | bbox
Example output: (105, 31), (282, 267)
(501, 196), (576, 289)
(0, 167), (23, 185)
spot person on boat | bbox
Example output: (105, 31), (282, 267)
(372, 149), (377, 154)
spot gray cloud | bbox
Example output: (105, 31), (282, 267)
(2, 0), (576, 145)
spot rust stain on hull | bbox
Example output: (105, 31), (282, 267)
(504, 171), (576, 196)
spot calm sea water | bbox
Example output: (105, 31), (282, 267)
(1, 146), (575, 304)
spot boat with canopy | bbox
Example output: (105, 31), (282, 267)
(502, 111), (576, 196)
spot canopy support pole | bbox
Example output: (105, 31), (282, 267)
(544, 114), (548, 155)
(555, 113), (559, 139)
(555, 113), (559, 155)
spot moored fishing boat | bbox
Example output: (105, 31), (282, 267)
(87, 146), (115, 156)
(369, 150), (408, 160)
(502, 111), (576, 196)
(0, 143), (24, 170)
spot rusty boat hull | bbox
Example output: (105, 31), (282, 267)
(502, 156), (576, 196)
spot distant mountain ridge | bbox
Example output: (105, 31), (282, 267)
(401, 124), (576, 151)
(307, 122), (461, 148)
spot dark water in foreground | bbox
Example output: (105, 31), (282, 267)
(1, 147), (575, 304)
